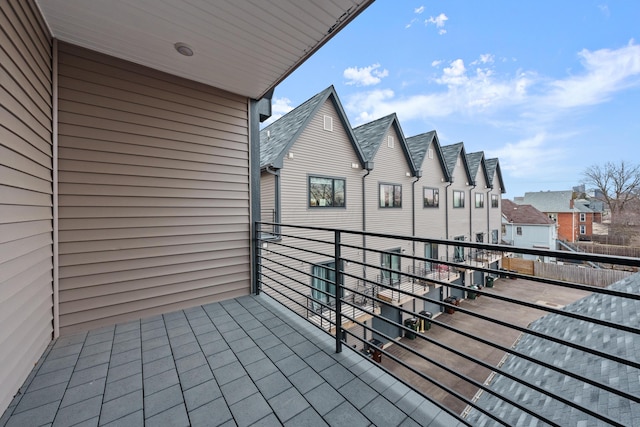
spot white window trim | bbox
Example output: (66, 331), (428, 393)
(387, 135), (394, 148)
(323, 115), (333, 131)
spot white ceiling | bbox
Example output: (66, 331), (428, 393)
(36, 0), (373, 99)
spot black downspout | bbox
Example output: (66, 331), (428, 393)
(469, 184), (476, 240)
(486, 187), (492, 242)
(411, 174), (422, 272)
(362, 168), (371, 281)
(444, 181), (452, 261)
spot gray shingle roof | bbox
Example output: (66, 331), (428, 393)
(502, 199), (555, 225)
(466, 272), (640, 426)
(260, 86), (364, 169)
(441, 142), (472, 183)
(352, 114), (417, 174)
(519, 190), (575, 213)
(485, 158), (506, 193)
(406, 131), (450, 181)
(353, 114), (396, 162)
(465, 152), (483, 179)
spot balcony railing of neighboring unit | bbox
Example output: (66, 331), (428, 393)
(255, 221), (640, 427)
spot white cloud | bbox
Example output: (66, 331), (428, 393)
(425, 13), (448, 29)
(344, 63), (389, 86)
(261, 97), (294, 126)
(415, 6), (425, 14)
(541, 40), (640, 109)
(431, 60), (442, 67)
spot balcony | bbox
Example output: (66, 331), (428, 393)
(257, 222), (640, 426)
(3, 222), (638, 426)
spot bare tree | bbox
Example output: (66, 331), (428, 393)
(583, 161), (640, 220)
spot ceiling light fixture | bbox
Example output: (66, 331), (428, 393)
(174, 42), (194, 57)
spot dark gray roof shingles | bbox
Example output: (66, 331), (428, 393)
(406, 131), (436, 169)
(466, 273), (640, 426)
(353, 114), (395, 162)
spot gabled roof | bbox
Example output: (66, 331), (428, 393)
(466, 151), (491, 188)
(440, 142), (473, 184)
(502, 199), (555, 225)
(259, 86), (366, 169)
(467, 272), (640, 426)
(406, 131), (450, 182)
(353, 114), (419, 176)
(485, 158), (507, 194)
(519, 190), (575, 213)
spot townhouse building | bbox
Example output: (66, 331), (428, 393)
(260, 87), (505, 346)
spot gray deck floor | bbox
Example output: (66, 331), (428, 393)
(0, 294), (461, 427)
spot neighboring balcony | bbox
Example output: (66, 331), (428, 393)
(257, 221), (640, 426)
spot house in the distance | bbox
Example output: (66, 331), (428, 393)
(502, 199), (557, 262)
(516, 190), (598, 242)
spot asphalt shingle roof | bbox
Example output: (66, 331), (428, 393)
(485, 158), (506, 193)
(502, 199), (555, 225)
(352, 114), (396, 162)
(405, 130), (436, 169)
(519, 190), (575, 213)
(260, 87), (333, 168)
(466, 272), (640, 426)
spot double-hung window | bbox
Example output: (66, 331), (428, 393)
(491, 194), (499, 208)
(380, 183), (402, 208)
(311, 261), (342, 307)
(492, 229), (499, 244)
(453, 190), (465, 208)
(423, 187), (439, 208)
(475, 193), (484, 208)
(579, 213), (586, 222)
(309, 176), (345, 207)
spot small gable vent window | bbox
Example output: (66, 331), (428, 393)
(387, 136), (394, 148)
(428, 148), (434, 159)
(323, 115), (333, 131)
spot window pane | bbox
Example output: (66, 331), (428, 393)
(394, 185), (402, 207)
(310, 177), (333, 206)
(424, 188), (439, 207)
(334, 179), (345, 207)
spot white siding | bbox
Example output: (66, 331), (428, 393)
(414, 141), (447, 241)
(0, 0), (53, 414)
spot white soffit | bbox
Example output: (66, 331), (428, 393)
(36, 0), (373, 99)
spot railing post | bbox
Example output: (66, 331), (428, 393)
(334, 230), (342, 353)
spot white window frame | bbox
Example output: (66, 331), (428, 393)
(387, 135), (394, 148)
(323, 115), (333, 131)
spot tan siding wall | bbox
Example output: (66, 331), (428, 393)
(57, 43), (250, 334)
(262, 100), (365, 317)
(365, 127), (414, 279)
(261, 170), (276, 222)
(0, 0), (53, 414)
(489, 171), (502, 242)
(471, 168), (490, 241)
(414, 141), (447, 240)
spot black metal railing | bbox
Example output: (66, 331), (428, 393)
(255, 221), (640, 427)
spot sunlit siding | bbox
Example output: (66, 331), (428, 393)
(262, 99), (365, 317)
(365, 127), (414, 280)
(57, 43), (251, 334)
(471, 166), (490, 241)
(488, 171), (503, 243)
(414, 141), (447, 241)
(0, 0), (53, 414)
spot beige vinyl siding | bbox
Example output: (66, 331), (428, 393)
(365, 127), (414, 281)
(471, 167), (490, 241)
(261, 170), (276, 224)
(489, 172), (503, 243)
(0, 0), (53, 414)
(57, 43), (250, 334)
(262, 99), (364, 318)
(447, 158), (470, 241)
(414, 141), (447, 241)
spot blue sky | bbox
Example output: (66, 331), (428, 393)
(267, 1), (640, 199)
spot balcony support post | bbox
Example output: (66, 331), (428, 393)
(335, 230), (343, 354)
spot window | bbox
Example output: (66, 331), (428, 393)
(311, 261), (342, 307)
(579, 225), (586, 234)
(323, 115), (333, 131)
(579, 213), (586, 222)
(476, 233), (484, 243)
(453, 236), (465, 261)
(548, 213), (557, 222)
(475, 193), (484, 208)
(309, 176), (345, 207)
(492, 229), (499, 244)
(381, 249), (401, 285)
(453, 190), (465, 208)
(423, 187), (439, 208)
(501, 225), (506, 236)
(424, 243), (438, 271)
(380, 183), (402, 208)
(491, 194), (499, 208)
(516, 226), (523, 236)
(387, 135), (394, 148)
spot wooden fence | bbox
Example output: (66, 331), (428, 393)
(502, 257), (633, 288)
(572, 242), (640, 258)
